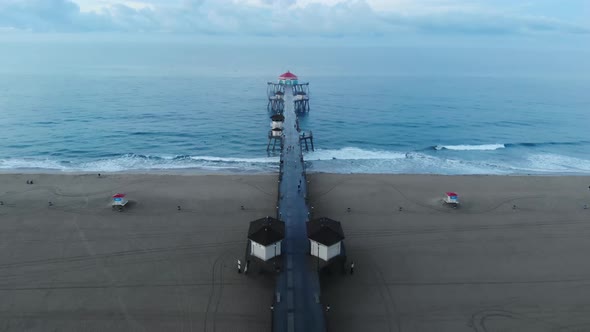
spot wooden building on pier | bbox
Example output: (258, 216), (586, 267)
(246, 216), (285, 272)
(307, 217), (346, 272)
(267, 114), (285, 151)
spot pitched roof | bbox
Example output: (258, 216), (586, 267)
(248, 216), (285, 246)
(279, 71), (298, 79)
(271, 114), (285, 121)
(307, 217), (345, 246)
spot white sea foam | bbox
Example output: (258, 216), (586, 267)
(0, 158), (68, 171)
(77, 154), (279, 172)
(304, 147), (406, 161)
(520, 154), (590, 173)
(435, 144), (506, 151)
(307, 151), (510, 175)
(0, 154), (279, 173)
(2, 149), (590, 175)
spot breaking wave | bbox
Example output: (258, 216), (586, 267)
(434, 144), (506, 151)
(432, 141), (589, 151)
(0, 154), (279, 173)
(1, 147), (590, 175)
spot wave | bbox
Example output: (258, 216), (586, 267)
(434, 144), (505, 151)
(515, 153), (590, 173)
(306, 150), (590, 175)
(433, 141), (590, 152)
(304, 147), (406, 161)
(0, 154), (279, 173)
(505, 141), (590, 148)
(1, 148), (590, 175)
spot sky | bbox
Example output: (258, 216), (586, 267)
(0, 0), (588, 40)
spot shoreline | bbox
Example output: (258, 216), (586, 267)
(2, 168), (590, 177)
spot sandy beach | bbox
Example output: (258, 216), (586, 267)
(2, 173), (590, 331)
(0, 173), (278, 331)
(310, 174), (590, 332)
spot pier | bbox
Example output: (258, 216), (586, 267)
(272, 80), (326, 331)
(249, 72), (344, 331)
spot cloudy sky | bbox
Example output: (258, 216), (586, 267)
(0, 0), (589, 46)
(0, 0), (590, 37)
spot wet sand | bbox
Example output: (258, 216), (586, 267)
(310, 174), (590, 332)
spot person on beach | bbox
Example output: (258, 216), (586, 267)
(350, 261), (355, 275)
(237, 259), (242, 273)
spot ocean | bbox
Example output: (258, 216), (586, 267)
(1, 40), (589, 175)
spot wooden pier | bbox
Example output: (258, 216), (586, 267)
(251, 72), (343, 332)
(272, 83), (326, 331)
(293, 84), (310, 113)
(300, 131), (314, 152)
(268, 83), (285, 113)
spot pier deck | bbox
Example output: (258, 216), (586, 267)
(273, 86), (326, 332)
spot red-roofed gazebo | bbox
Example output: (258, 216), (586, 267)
(278, 71), (299, 85)
(279, 71), (297, 79)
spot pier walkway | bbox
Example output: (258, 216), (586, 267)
(273, 86), (326, 332)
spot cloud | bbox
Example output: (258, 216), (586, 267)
(0, 0), (588, 36)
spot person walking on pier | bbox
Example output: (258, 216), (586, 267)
(350, 261), (355, 275)
(237, 259), (242, 273)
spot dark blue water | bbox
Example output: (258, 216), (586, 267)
(1, 42), (589, 174)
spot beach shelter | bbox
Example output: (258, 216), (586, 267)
(445, 192), (459, 205)
(307, 217), (345, 262)
(112, 193), (128, 207)
(248, 216), (285, 261)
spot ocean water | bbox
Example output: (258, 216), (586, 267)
(0, 41), (589, 175)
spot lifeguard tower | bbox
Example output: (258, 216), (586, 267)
(444, 192), (459, 206)
(112, 193), (128, 210)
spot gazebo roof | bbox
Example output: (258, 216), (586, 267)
(279, 71), (298, 79)
(248, 216), (285, 246)
(271, 114), (285, 121)
(307, 217), (345, 246)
